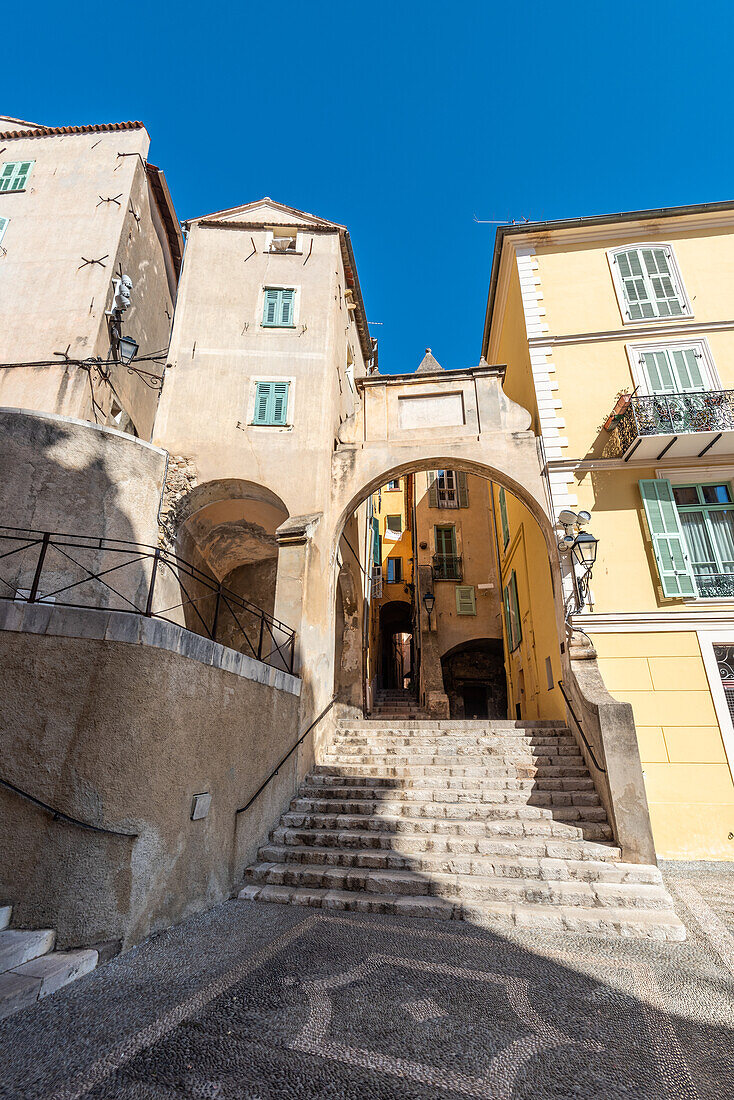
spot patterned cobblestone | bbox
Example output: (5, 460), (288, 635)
(0, 863), (731, 1099)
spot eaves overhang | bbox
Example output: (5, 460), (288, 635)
(481, 198), (734, 359)
(0, 120), (145, 142)
(145, 163), (183, 280)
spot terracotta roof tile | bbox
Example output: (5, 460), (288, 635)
(0, 121), (144, 141)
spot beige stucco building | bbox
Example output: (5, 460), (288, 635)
(0, 115), (182, 440)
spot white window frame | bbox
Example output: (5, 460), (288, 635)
(696, 630), (734, 782)
(258, 283), (301, 328)
(264, 228), (303, 255)
(244, 375), (296, 430)
(626, 337), (720, 396)
(608, 243), (692, 325)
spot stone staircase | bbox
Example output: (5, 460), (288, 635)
(240, 718), (686, 940)
(370, 687), (422, 719)
(0, 903), (99, 1020)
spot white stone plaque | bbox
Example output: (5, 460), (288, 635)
(397, 392), (465, 430)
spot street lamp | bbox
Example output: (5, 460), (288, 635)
(118, 335), (139, 364)
(557, 510), (599, 614)
(422, 591), (435, 630)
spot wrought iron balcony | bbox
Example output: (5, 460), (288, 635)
(432, 553), (463, 581)
(604, 389), (734, 461)
(694, 572), (734, 599)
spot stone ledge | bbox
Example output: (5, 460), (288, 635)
(0, 406), (168, 455)
(0, 602), (301, 696)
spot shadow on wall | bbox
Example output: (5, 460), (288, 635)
(0, 411), (302, 950)
(441, 638), (508, 719)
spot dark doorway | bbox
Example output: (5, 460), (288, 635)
(441, 638), (507, 719)
(378, 601), (414, 690)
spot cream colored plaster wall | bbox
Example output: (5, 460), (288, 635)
(495, 264), (539, 434)
(534, 224), (734, 336)
(592, 630), (734, 858)
(0, 127), (177, 435)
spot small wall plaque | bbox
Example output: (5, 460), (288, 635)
(191, 793), (212, 820)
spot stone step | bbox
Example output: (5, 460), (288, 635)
(257, 843), (659, 884)
(246, 861), (672, 911)
(279, 810), (614, 841)
(314, 763), (592, 779)
(0, 950), (98, 1021)
(0, 905), (11, 932)
(290, 797), (607, 823)
(332, 739), (581, 754)
(304, 773), (596, 792)
(334, 731), (578, 743)
(0, 929), (55, 972)
(270, 824), (622, 860)
(323, 753), (583, 767)
(237, 884), (686, 941)
(298, 784), (600, 807)
(338, 720), (569, 730)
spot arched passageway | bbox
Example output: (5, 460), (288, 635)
(378, 600), (414, 690)
(441, 638), (507, 719)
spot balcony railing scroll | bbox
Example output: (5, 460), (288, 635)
(432, 553), (463, 581)
(693, 572), (734, 599)
(605, 389), (734, 460)
(0, 526), (296, 674)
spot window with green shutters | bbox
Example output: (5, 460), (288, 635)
(252, 381), (290, 425)
(638, 479), (696, 598)
(638, 346), (706, 395)
(455, 585), (476, 615)
(262, 287), (295, 327)
(372, 517), (381, 566)
(386, 558), (402, 583)
(0, 216), (8, 246)
(610, 245), (689, 321)
(498, 486), (510, 548)
(671, 483), (734, 599)
(0, 161), (34, 192)
(427, 470), (468, 508)
(503, 571), (522, 651)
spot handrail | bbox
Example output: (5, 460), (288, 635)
(557, 681), (607, 775)
(236, 696), (338, 816)
(0, 525), (297, 673)
(0, 775), (139, 837)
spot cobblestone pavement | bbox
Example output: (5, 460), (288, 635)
(0, 862), (732, 1100)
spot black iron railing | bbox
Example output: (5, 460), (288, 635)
(605, 389), (734, 458)
(693, 572), (734, 599)
(0, 526), (296, 674)
(432, 553), (462, 581)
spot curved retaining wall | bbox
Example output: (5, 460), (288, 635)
(0, 604), (301, 949)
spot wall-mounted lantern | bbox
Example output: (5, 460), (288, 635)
(422, 591), (435, 629)
(118, 335), (139, 364)
(557, 509), (599, 614)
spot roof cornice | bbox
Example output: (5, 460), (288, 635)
(357, 363), (506, 389)
(482, 199), (734, 359)
(0, 120), (145, 141)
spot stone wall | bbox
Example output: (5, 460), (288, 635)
(0, 606), (300, 949)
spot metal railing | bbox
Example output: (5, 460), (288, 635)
(605, 389), (734, 458)
(432, 553), (463, 581)
(693, 572), (734, 599)
(0, 526), (296, 674)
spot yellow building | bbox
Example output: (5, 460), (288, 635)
(367, 475), (415, 693)
(483, 201), (734, 859)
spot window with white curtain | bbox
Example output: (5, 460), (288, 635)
(673, 483), (734, 598)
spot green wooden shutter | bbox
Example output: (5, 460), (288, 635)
(279, 289), (294, 325)
(642, 248), (684, 317)
(253, 381), (273, 423)
(0, 161), (33, 192)
(372, 518), (381, 566)
(435, 526), (456, 556)
(263, 290), (279, 326)
(503, 583), (513, 648)
(639, 479), (696, 597)
(457, 472), (469, 507)
(0, 216), (8, 245)
(427, 471), (438, 508)
(671, 348), (703, 391)
(455, 585), (476, 615)
(615, 249), (654, 320)
(271, 382), (289, 424)
(509, 571), (522, 647)
(499, 487), (510, 548)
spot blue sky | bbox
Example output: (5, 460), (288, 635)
(3, 1), (732, 373)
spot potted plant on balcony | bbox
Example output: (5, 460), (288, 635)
(602, 388), (634, 432)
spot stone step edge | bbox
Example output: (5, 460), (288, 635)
(289, 800), (607, 822)
(270, 826), (622, 859)
(238, 885), (686, 941)
(246, 862), (671, 907)
(257, 843), (653, 880)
